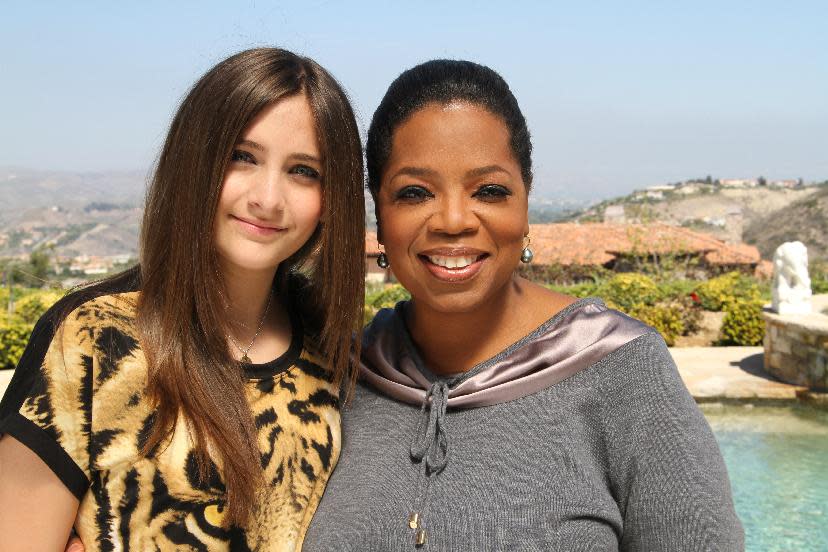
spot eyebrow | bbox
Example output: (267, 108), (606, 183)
(391, 166), (439, 179)
(465, 164), (512, 178)
(236, 139), (266, 152)
(290, 153), (322, 164)
(391, 165), (512, 181)
(236, 141), (321, 163)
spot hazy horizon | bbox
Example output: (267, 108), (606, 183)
(3, 2), (826, 201)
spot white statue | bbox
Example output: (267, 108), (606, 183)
(772, 241), (812, 315)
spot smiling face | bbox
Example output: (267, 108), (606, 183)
(377, 101), (529, 314)
(213, 94), (323, 276)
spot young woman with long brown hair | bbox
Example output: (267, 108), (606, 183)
(0, 47), (364, 551)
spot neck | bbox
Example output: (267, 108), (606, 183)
(407, 276), (526, 376)
(220, 262), (278, 334)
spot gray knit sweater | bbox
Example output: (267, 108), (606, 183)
(303, 299), (743, 551)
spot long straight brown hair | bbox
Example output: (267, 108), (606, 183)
(135, 48), (364, 526)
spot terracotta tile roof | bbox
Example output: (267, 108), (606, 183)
(528, 223), (760, 266)
(364, 223), (761, 267)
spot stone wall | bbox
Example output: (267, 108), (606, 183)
(763, 311), (828, 390)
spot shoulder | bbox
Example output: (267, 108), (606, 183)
(593, 329), (674, 388)
(62, 291), (139, 332)
(34, 269), (141, 342)
(591, 329), (699, 428)
(0, 278), (142, 418)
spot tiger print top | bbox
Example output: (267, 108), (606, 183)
(0, 289), (341, 551)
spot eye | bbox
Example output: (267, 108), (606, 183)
(289, 164), (321, 180)
(473, 184), (512, 201)
(230, 150), (256, 164)
(394, 185), (433, 203)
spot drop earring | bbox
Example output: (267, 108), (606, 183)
(376, 247), (390, 268)
(520, 236), (533, 263)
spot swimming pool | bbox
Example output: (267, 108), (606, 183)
(704, 404), (828, 552)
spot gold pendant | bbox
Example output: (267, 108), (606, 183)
(241, 353), (251, 363)
(414, 528), (427, 546)
(408, 512), (419, 529)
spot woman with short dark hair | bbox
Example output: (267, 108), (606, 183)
(304, 59), (743, 551)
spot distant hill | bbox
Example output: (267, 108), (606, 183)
(564, 180), (824, 251)
(743, 186), (828, 261)
(0, 168), (145, 258)
(0, 167), (145, 215)
(2, 168), (823, 262)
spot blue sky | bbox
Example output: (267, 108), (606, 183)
(2, 1), (826, 200)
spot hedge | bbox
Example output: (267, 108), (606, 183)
(0, 288), (64, 369)
(694, 271), (762, 312)
(718, 300), (765, 346)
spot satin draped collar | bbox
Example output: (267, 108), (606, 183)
(359, 298), (652, 409)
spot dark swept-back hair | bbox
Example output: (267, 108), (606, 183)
(64, 48), (364, 526)
(366, 59), (533, 206)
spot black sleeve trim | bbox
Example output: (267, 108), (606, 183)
(0, 413), (89, 500)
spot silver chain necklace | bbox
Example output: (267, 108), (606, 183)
(228, 291), (273, 364)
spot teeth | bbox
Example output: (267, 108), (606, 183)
(427, 255), (479, 269)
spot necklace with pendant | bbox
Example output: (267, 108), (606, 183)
(228, 291), (272, 364)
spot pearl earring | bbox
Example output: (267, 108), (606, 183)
(520, 236), (533, 263)
(377, 249), (390, 268)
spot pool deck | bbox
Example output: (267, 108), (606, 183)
(669, 346), (810, 402)
(0, 347), (821, 405)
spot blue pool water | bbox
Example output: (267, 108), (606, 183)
(704, 404), (828, 552)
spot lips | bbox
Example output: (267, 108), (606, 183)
(232, 215), (286, 237)
(418, 248), (488, 282)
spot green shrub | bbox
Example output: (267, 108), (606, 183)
(628, 303), (685, 346)
(367, 284), (410, 308)
(694, 272), (761, 311)
(364, 284), (411, 325)
(718, 300), (765, 346)
(661, 295), (703, 336)
(812, 261), (828, 294)
(14, 290), (64, 324)
(656, 279), (697, 301)
(518, 263), (610, 285)
(595, 273), (661, 311)
(0, 322), (34, 370)
(0, 288), (65, 369)
(546, 281), (599, 299)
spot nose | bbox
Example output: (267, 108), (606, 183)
(428, 193), (478, 235)
(247, 168), (286, 213)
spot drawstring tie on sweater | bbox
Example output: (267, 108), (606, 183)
(408, 381), (450, 547)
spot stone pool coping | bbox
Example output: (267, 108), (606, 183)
(668, 346), (828, 407)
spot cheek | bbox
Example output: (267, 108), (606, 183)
(215, 175), (243, 216)
(213, 185), (233, 233)
(501, 220), (527, 244)
(293, 186), (323, 232)
(376, 206), (412, 252)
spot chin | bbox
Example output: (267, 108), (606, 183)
(218, 249), (282, 275)
(412, 289), (490, 315)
